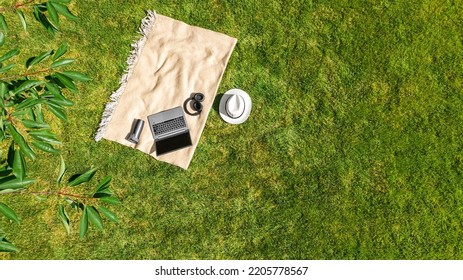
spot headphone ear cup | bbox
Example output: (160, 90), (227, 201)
(194, 93), (205, 102)
(193, 101), (203, 112)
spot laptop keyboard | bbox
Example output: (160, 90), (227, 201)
(152, 116), (186, 136)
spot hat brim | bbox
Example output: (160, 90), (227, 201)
(219, 89), (252, 124)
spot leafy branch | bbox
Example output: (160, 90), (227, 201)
(0, 0), (76, 36)
(0, 156), (120, 252)
(0, 1), (122, 252)
(0, 41), (90, 158)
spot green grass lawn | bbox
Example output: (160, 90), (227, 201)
(1, 0), (463, 259)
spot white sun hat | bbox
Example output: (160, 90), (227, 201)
(219, 89), (252, 124)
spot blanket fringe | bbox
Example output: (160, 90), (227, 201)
(94, 10), (157, 141)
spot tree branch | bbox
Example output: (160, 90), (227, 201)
(2, 68), (52, 81)
(14, 1), (35, 10)
(8, 189), (98, 202)
(0, 1), (37, 12)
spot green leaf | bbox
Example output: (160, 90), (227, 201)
(16, 98), (44, 110)
(0, 32), (4, 46)
(86, 206), (103, 230)
(93, 175), (112, 194)
(44, 84), (74, 107)
(0, 228), (5, 240)
(6, 124), (36, 160)
(0, 165), (12, 177)
(46, 1), (59, 28)
(53, 43), (67, 61)
(99, 206), (119, 223)
(21, 119), (50, 129)
(0, 240), (18, 252)
(31, 141), (60, 154)
(99, 196), (121, 205)
(7, 141), (15, 168)
(33, 104), (45, 123)
(0, 14), (7, 33)
(51, 58), (74, 69)
(0, 177), (35, 190)
(0, 64), (14, 73)
(79, 207), (88, 239)
(51, 2), (78, 20)
(93, 188), (112, 198)
(68, 168), (97, 187)
(34, 194), (47, 201)
(33, 7), (56, 37)
(27, 50), (53, 68)
(45, 82), (60, 95)
(50, 0), (72, 3)
(53, 73), (77, 92)
(61, 71), (92, 82)
(12, 149), (26, 181)
(57, 155), (66, 185)
(17, 10), (27, 32)
(13, 80), (43, 95)
(48, 94), (74, 107)
(0, 82), (7, 99)
(28, 129), (61, 145)
(0, 49), (20, 63)
(0, 188), (24, 194)
(46, 102), (68, 122)
(0, 81), (7, 97)
(0, 202), (20, 224)
(58, 205), (70, 234)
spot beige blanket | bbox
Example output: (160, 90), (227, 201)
(95, 11), (237, 169)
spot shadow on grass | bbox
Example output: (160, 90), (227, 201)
(212, 93), (224, 116)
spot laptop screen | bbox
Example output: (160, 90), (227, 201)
(155, 131), (192, 156)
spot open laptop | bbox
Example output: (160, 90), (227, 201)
(147, 106), (192, 156)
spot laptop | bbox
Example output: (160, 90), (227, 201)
(147, 106), (192, 156)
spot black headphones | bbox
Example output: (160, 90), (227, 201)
(184, 92), (205, 116)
